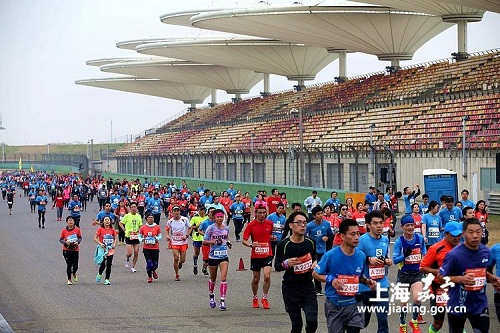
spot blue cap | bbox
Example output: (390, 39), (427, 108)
(444, 221), (462, 237)
(400, 214), (414, 226)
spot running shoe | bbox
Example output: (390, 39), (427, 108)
(152, 271), (159, 279)
(261, 298), (270, 309)
(130, 267), (137, 273)
(417, 314), (426, 324)
(202, 267), (208, 275)
(179, 262), (183, 270)
(193, 266), (198, 275)
(219, 299), (226, 311)
(125, 259), (131, 268)
(399, 324), (408, 333)
(316, 291), (324, 296)
(409, 320), (421, 333)
(67, 280), (72, 285)
(72, 275), (78, 282)
(39, 223), (41, 229)
(209, 295), (216, 308)
(42, 225), (45, 229)
(175, 274), (180, 281)
(148, 277), (153, 283)
(252, 298), (259, 308)
(96, 274), (102, 283)
(104, 279), (111, 285)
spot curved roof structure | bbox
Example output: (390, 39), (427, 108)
(359, 0), (484, 18)
(100, 59), (263, 95)
(190, 6), (454, 61)
(440, 0), (500, 13)
(86, 57), (160, 67)
(75, 77), (211, 105)
(136, 39), (338, 81)
(116, 35), (241, 51)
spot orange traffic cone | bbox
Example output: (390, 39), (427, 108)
(236, 257), (247, 271)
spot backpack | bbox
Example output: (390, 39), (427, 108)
(93, 245), (108, 265)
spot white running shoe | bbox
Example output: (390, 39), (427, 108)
(125, 259), (130, 268)
(130, 267), (137, 273)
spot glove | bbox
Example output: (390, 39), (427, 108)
(404, 247), (413, 258)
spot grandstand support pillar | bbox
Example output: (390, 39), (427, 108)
(203, 153), (208, 179)
(382, 145), (395, 192)
(332, 146), (342, 189)
(269, 149), (276, 184)
(279, 147), (286, 185)
(211, 88), (217, 107)
(457, 20), (467, 54)
(250, 150), (255, 183)
(263, 73), (270, 95)
(314, 146), (325, 188)
(339, 51), (347, 80)
(304, 147), (311, 187)
(348, 145), (359, 192)
(223, 152), (229, 182)
(462, 116), (470, 178)
(443, 14), (482, 60)
(369, 144), (378, 188)
(390, 59), (400, 68)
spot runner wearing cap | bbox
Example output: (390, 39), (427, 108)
(420, 221), (462, 333)
(190, 206), (208, 275)
(165, 205), (193, 281)
(393, 214), (426, 333)
(139, 212), (162, 283)
(203, 209), (232, 310)
(119, 202), (142, 272)
(242, 204), (275, 309)
(439, 218), (497, 333)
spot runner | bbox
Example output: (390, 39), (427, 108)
(28, 187), (37, 213)
(421, 201), (443, 250)
(190, 206), (208, 275)
(94, 216), (117, 285)
(6, 188), (14, 215)
(312, 219), (376, 333)
(230, 194), (246, 241)
(242, 205), (275, 309)
(439, 218), (497, 333)
(139, 212), (162, 283)
(420, 221), (462, 333)
(59, 216), (82, 285)
(358, 211), (392, 333)
(488, 242), (500, 325)
(275, 211), (318, 333)
(68, 194), (82, 228)
(119, 202), (142, 272)
(52, 190), (64, 221)
(36, 189), (48, 229)
(203, 209), (232, 310)
(268, 202), (286, 257)
(165, 205), (193, 281)
(393, 214), (427, 333)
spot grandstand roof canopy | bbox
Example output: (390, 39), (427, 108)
(86, 57), (159, 67)
(190, 5), (454, 61)
(116, 35), (246, 51)
(136, 39), (338, 81)
(99, 59), (263, 94)
(358, 0), (484, 17)
(439, 0), (500, 13)
(75, 77), (211, 104)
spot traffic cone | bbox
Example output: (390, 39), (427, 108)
(236, 257), (247, 271)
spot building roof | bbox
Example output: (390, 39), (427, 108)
(99, 59), (263, 94)
(136, 38), (338, 81)
(439, 0), (499, 13)
(190, 5), (454, 61)
(75, 77), (211, 104)
(359, 0), (484, 17)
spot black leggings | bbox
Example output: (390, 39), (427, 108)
(143, 249), (159, 278)
(63, 250), (79, 280)
(38, 211), (46, 225)
(243, 213), (251, 224)
(314, 253), (324, 293)
(99, 255), (114, 280)
(282, 283), (318, 333)
(233, 219), (243, 239)
(118, 227), (125, 243)
(81, 199), (87, 210)
(448, 308), (490, 333)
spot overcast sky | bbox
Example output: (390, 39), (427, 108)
(0, 0), (499, 145)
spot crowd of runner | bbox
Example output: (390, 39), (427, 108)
(1, 170), (499, 333)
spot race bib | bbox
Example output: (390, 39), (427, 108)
(172, 232), (184, 241)
(40, 201), (46, 205)
(103, 235), (113, 247)
(428, 227), (440, 238)
(145, 236), (156, 245)
(464, 268), (486, 291)
(356, 218), (365, 227)
(74, 206), (80, 212)
(337, 275), (359, 296)
(294, 253), (312, 274)
(153, 206), (159, 213)
(129, 232), (138, 240)
(369, 264), (385, 280)
(138, 201), (145, 207)
(405, 248), (421, 265)
(67, 234), (78, 243)
(213, 249), (228, 257)
(253, 242), (270, 257)
(435, 288), (448, 307)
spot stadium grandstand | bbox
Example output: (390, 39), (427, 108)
(76, 2), (500, 203)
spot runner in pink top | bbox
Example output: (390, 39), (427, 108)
(165, 205), (193, 281)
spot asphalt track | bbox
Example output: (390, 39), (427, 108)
(0, 197), (498, 333)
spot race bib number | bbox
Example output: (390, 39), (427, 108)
(40, 201), (46, 205)
(74, 206), (80, 212)
(145, 236), (156, 245)
(369, 264), (385, 280)
(464, 268), (486, 291)
(7, 201), (13, 205)
(213, 249), (228, 257)
(405, 248), (421, 265)
(254, 242), (270, 256)
(67, 234), (78, 243)
(103, 235), (113, 247)
(428, 227), (439, 238)
(129, 232), (138, 240)
(293, 253), (312, 274)
(235, 210), (243, 214)
(153, 206), (159, 213)
(435, 288), (448, 307)
(356, 218), (365, 227)
(172, 232), (184, 241)
(337, 275), (359, 296)
(138, 201), (145, 207)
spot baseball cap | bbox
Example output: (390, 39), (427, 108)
(144, 211), (153, 219)
(400, 214), (414, 226)
(444, 221), (462, 237)
(172, 205), (181, 211)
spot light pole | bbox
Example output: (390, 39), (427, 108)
(369, 123), (376, 177)
(47, 143), (50, 155)
(211, 137), (216, 179)
(462, 116), (469, 178)
(290, 108), (305, 186)
(107, 145), (110, 171)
